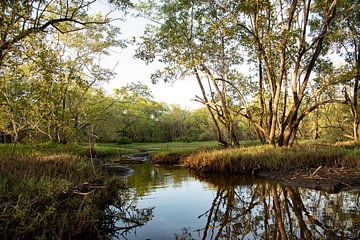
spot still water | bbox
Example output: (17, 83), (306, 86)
(112, 163), (360, 239)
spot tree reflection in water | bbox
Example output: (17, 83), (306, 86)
(195, 179), (360, 240)
(105, 189), (154, 239)
(107, 164), (359, 239)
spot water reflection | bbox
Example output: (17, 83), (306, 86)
(106, 190), (154, 239)
(114, 164), (360, 239)
(202, 184), (360, 239)
(194, 175), (360, 240)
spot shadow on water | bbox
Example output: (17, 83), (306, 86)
(112, 163), (360, 239)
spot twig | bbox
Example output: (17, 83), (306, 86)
(310, 166), (322, 177)
(73, 189), (96, 196)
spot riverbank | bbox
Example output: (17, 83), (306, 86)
(0, 151), (125, 239)
(181, 142), (360, 192)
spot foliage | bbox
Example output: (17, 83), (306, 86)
(135, 0), (359, 146)
(0, 153), (126, 239)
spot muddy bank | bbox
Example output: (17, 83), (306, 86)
(108, 147), (360, 192)
(153, 157), (360, 192)
(111, 152), (151, 164)
(178, 144), (360, 192)
(255, 166), (360, 193)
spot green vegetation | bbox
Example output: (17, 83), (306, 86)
(137, 0), (359, 147)
(0, 151), (125, 239)
(1, 1), (359, 150)
(97, 141), (219, 161)
(182, 142), (360, 173)
(0, 0), (359, 238)
(0, 141), (219, 160)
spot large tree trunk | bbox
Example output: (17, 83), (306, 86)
(278, 0), (337, 147)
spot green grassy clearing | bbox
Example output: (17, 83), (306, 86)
(0, 141), (219, 159)
(94, 141), (219, 159)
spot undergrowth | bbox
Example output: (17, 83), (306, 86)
(0, 153), (125, 240)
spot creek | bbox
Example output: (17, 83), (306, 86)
(111, 163), (360, 239)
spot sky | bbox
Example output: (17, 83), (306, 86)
(97, 4), (203, 109)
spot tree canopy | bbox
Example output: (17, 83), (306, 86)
(136, 0), (360, 146)
(1, 0), (359, 147)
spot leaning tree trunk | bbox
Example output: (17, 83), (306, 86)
(353, 77), (359, 140)
(193, 67), (229, 147)
(280, 0), (337, 147)
(202, 65), (240, 147)
(353, 45), (359, 140)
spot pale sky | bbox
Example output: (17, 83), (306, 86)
(97, 4), (202, 109)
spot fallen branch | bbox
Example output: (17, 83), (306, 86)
(73, 189), (96, 196)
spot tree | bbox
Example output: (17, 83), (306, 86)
(232, 0), (342, 146)
(136, 0), (248, 147)
(1, 1), (101, 66)
(330, 0), (360, 140)
(136, 0), (347, 147)
(0, 1), (126, 143)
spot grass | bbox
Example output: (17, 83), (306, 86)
(94, 141), (219, 160)
(80, 141), (220, 164)
(182, 142), (360, 174)
(147, 141), (219, 164)
(0, 140), (219, 160)
(0, 142), (87, 157)
(0, 146), (125, 239)
(0, 140), (218, 238)
(151, 148), (196, 164)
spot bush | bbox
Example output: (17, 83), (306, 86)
(116, 136), (132, 145)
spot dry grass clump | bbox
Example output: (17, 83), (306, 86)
(333, 140), (360, 148)
(151, 149), (194, 164)
(182, 144), (360, 173)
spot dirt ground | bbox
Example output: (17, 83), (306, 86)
(257, 166), (360, 193)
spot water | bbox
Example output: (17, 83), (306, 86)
(112, 163), (360, 239)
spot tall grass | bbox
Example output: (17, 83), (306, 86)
(0, 142), (88, 158)
(0, 152), (124, 239)
(182, 144), (360, 173)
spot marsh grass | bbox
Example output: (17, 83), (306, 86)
(95, 141), (219, 158)
(0, 152), (124, 239)
(151, 149), (195, 164)
(0, 142), (88, 158)
(182, 143), (360, 173)
(150, 142), (220, 164)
